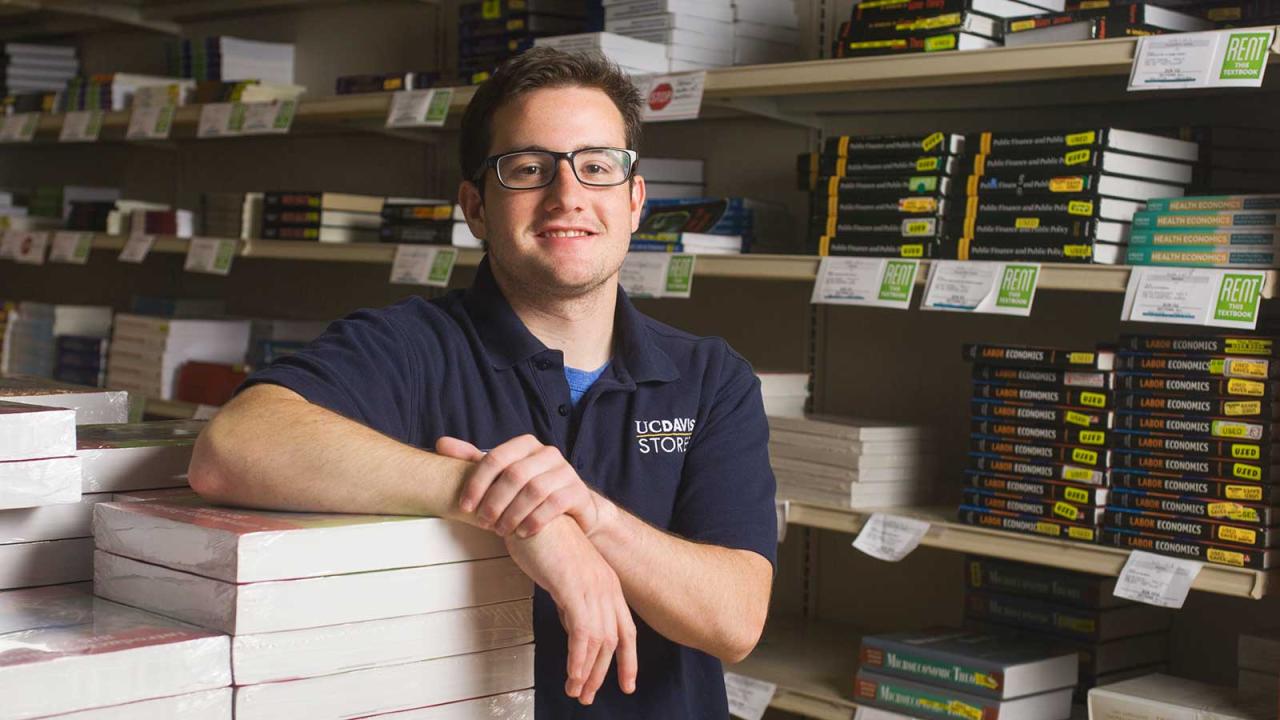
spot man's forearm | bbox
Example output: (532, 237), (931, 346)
(589, 502), (772, 664)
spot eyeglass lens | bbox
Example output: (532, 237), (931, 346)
(496, 149), (632, 189)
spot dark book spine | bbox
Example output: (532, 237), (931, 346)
(967, 171), (1100, 197)
(263, 192), (322, 208)
(855, 0), (965, 20)
(968, 452), (1106, 484)
(958, 507), (1099, 544)
(378, 224), (452, 244)
(957, 236), (1100, 264)
(964, 590), (1106, 641)
(1103, 508), (1276, 548)
(262, 210), (322, 226)
(963, 344), (1105, 369)
(973, 365), (1110, 389)
(1111, 450), (1273, 482)
(964, 557), (1110, 608)
(974, 381), (1111, 408)
(819, 175), (952, 196)
(1109, 489), (1277, 526)
(1114, 393), (1280, 419)
(1119, 335), (1277, 357)
(819, 237), (937, 258)
(964, 471), (1107, 505)
(1114, 352), (1278, 379)
(1110, 470), (1280, 504)
(1111, 431), (1271, 461)
(261, 226), (320, 240)
(971, 436), (1107, 466)
(1114, 372), (1276, 398)
(1113, 410), (1275, 440)
(1100, 529), (1273, 569)
(971, 418), (1108, 446)
(963, 489), (1098, 523)
(970, 399), (1110, 428)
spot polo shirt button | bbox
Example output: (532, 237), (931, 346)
(536, 360), (551, 371)
(558, 404), (569, 416)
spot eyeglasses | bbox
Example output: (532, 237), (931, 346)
(475, 147), (638, 190)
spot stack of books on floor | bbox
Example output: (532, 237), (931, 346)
(1127, 194), (1280, 268)
(855, 625), (1077, 720)
(758, 371), (809, 417)
(77, 419), (201, 495)
(174, 36), (296, 86)
(106, 314), (252, 401)
(768, 414), (936, 509)
(962, 342), (1115, 544)
(1002, 3), (1211, 47)
(5, 303), (113, 380)
(831, 0), (1036, 58)
(732, 0), (800, 65)
(0, 375), (130, 425)
(1088, 674), (1273, 719)
(0, 583), (233, 719)
(261, 191), (384, 243)
(0, 399), (84, 591)
(535, 32), (672, 75)
(632, 197), (770, 254)
(3, 42), (78, 99)
(803, 131), (964, 258)
(380, 198), (454, 245)
(54, 335), (108, 388)
(201, 192), (248, 238)
(92, 497), (536, 717)
(965, 557), (1171, 701)
(642, 157), (706, 200)
(1104, 333), (1280, 570)
(335, 70), (439, 95)
(600, 0), (734, 71)
(953, 128), (1199, 264)
(1238, 627), (1280, 705)
(458, 0), (592, 83)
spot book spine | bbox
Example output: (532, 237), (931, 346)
(854, 0), (965, 20)
(963, 343), (1103, 369)
(1126, 244), (1280, 267)
(964, 471), (1107, 505)
(1109, 488), (1276, 525)
(1118, 335), (1276, 356)
(1111, 430), (1270, 460)
(1099, 528), (1272, 569)
(1129, 228), (1280, 246)
(971, 418), (1108, 445)
(262, 210), (321, 226)
(821, 155), (959, 177)
(261, 226), (319, 240)
(958, 237), (1099, 263)
(859, 641), (1005, 698)
(854, 672), (1000, 718)
(1115, 393), (1278, 418)
(972, 365), (1110, 389)
(1114, 353), (1277, 379)
(965, 556), (1107, 606)
(968, 452), (1105, 484)
(1133, 210), (1280, 229)
(958, 196), (1103, 219)
(822, 132), (962, 157)
(970, 399), (1110, 429)
(973, 129), (1107, 155)
(963, 488), (1099, 524)
(263, 192), (321, 208)
(1114, 373), (1274, 397)
(968, 171), (1099, 197)
(971, 436), (1107, 466)
(1113, 410), (1274, 439)
(1147, 196), (1280, 212)
(821, 175), (952, 195)
(1103, 508), (1275, 548)
(974, 381), (1111, 408)
(974, 148), (1103, 175)
(1110, 470), (1279, 504)
(379, 224), (451, 244)
(820, 237), (936, 258)
(1111, 450), (1273, 482)
(964, 591), (1105, 641)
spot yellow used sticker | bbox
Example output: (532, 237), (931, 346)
(1064, 467), (1094, 482)
(1227, 485), (1263, 501)
(1228, 378), (1266, 397)
(1208, 548), (1246, 566)
(1068, 526), (1095, 540)
(1065, 411), (1091, 427)
(1035, 521), (1061, 537)
(916, 157), (940, 171)
(1066, 131), (1097, 145)
(1235, 463), (1263, 481)
(1225, 401), (1262, 416)
(1232, 443), (1261, 460)
(1049, 177), (1085, 192)
(1080, 392), (1106, 408)
(1054, 502), (1080, 520)
(1067, 200), (1095, 216)
(1065, 487), (1089, 504)
(1064, 149), (1092, 165)
(1072, 448), (1099, 465)
(1015, 217), (1041, 229)
(1219, 526), (1257, 545)
(922, 131), (945, 151)
(1080, 430), (1105, 445)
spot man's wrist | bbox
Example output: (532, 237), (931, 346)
(586, 491), (622, 541)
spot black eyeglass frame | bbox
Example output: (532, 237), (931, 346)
(472, 147), (640, 190)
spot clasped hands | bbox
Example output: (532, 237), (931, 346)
(435, 434), (636, 706)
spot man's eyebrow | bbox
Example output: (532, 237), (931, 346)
(494, 143), (620, 154)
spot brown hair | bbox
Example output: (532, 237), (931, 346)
(459, 47), (643, 185)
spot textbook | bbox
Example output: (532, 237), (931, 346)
(1114, 352), (1280, 380)
(964, 591), (1172, 642)
(77, 420), (200, 493)
(853, 0), (1052, 20)
(0, 400), (75, 462)
(1111, 430), (1272, 461)
(0, 584), (230, 720)
(1088, 674), (1273, 720)
(963, 344), (1115, 371)
(1110, 470), (1280, 504)
(1110, 451), (1277, 482)
(1100, 527), (1276, 568)
(969, 453), (1105, 485)
(1119, 334), (1276, 357)
(0, 492), (110, 544)
(972, 149), (1194, 185)
(0, 537), (93, 589)
(963, 489), (1105, 524)
(966, 171), (1184, 203)
(1133, 209), (1280, 229)
(0, 375), (129, 424)
(1103, 508), (1279, 548)
(0, 456), (81, 510)
(970, 399), (1112, 429)
(964, 472), (1109, 506)
(233, 645), (534, 720)
(971, 129), (1199, 162)
(854, 668), (1073, 720)
(973, 382), (1111, 409)
(1147, 194), (1280, 212)
(860, 629), (1077, 699)
(1129, 228), (1280, 247)
(956, 237), (1123, 264)
(847, 12), (1003, 42)
(766, 414), (931, 443)
(38, 688), (232, 720)
(822, 132), (966, 158)
(1114, 373), (1278, 398)
(367, 691), (533, 720)
(93, 498), (508, 583)
(233, 599), (533, 685)
(838, 30), (998, 57)
(769, 441), (934, 470)
(973, 365), (1111, 389)
(958, 505), (1100, 543)
(964, 556), (1124, 608)
(955, 195), (1144, 223)
(1109, 488), (1278, 526)
(1126, 245), (1280, 268)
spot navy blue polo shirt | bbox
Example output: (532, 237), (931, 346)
(244, 256), (777, 719)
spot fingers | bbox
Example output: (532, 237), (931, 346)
(457, 434), (542, 514)
(473, 445), (564, 531)
(565, 606), (592, 700)
(615, 604), (638, 695)
(514, 485), (580, 539)
(433, 436), (484, 462)
(579, 588), (617, 705)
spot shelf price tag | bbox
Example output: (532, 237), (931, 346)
(0, 113), (39, 143)
(1114, 550), (1202, 608)
(184, 237), (237, 275)
(119, 232), (156, 263)
(127, 104), (176, 140)
(1130, 28), (1275, 91)
(197, 102), (241, 138)
(240, 99), (296, 135)
(12, 231), (50, 265)
(0, 229), (23, 259)
(852, 512), (930, 562)
(386, 88), (454, 128)
(723, 672), (776, 720)
(811, 257), (920, 309)
(58, 110), (103, 143)
(620, 252), (695, 299)
(49, 231), (93, 264)
(1122, 267), (1264, 329)
(636, 72), (706, 122)
(922, 260), (1040, 316)
(390, 245), (457, 286)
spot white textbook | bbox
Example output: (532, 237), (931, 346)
(0, 584), (230, 720)
(0, 401), (75, 462)
(94, 497), (509, 582)
(0, 537), (93, 589)
(0, 455), (82, 509)
(0, 492), (111, 544)
(233, 645), (534, 720)
(233, 599), (533, 685)
(365, 690), (533, 719)
(0, 375), (129, 424)
(34, 688), (231, 720)
(94, 551), (533, 635)
(78, 420), (201, 493)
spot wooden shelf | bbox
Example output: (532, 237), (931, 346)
(730, 616), (862, 720)
(786, 503), (1278, 600)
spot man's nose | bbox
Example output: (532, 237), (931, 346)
(543, 157), (588, 208)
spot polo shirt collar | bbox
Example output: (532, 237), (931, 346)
(463, 256), (679, 384)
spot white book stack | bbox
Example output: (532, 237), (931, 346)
(0, 400), (87, 591)
(534, 32), (670, 75)
(6, 303), (112, 380)
(210, 36), (296, 86)
(0, 583), (232, 720)
(365, 691), (533, 719)
(603, 0), (735, 70)
(732, 0), (801, 65)
(106, 314), (251, 401)
(768, 414), (937, 509)
(0, 375), (130, 425)
(1089, 674), (1273, 720)
(78, 419), (202, 494)
(641, 157), (706, 200)
(93, 498), (535, 719)
(758, 372), (809, 418)
(3, 43), (78, 95)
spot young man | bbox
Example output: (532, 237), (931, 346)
(188, 48), (776, 718)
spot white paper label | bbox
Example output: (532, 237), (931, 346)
(812, 257), (920, 309)
(184, 237), (237, 275)
(852, 512), (930, 562)
(1130, 29), (1275, 91)
(127, 104), (176, 140)
(12, 231), (49, 265)
(59, 110), (104, 143)
(776, 500), (790, 544)
(386, 88), (454, 128)
(50, 231), (93, 264)
(1123, 267), (1265, 329)
(0, 229), (24, 259)
(390, 245), (457, 286)
(0, 113), (39, 142)
(197, 103), (238, 138)
(922, 260), (1040, 316)
(193, 404), (220, 420)
(723, 672), (776, 720)
(1114, 550), (1202, 608)
(620, 253), (696, 298)
(119, 234), (156, 263)
(240, 100), (296, 134)
(637, 72), (706, 122)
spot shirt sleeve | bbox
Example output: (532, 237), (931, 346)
(239, 306), (424, 446)
(670, 350), (778, 569)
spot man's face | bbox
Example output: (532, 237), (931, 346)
(460, 85), (645, 299)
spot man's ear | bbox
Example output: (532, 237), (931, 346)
(458, 180), (487, 240)
(629, 175), (647, 232)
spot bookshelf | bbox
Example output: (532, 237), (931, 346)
(730, 616), (862, 720)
